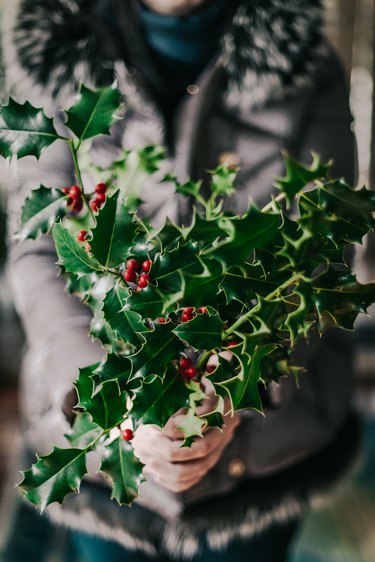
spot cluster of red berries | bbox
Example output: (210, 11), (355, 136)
(63, 185), (83, 213)
(179, 356), (198, 380)
(181, 306), (208, 323)
(121, 428), (134, 441)
(123, 259), (153, 290)
(91, 183), (107, 212)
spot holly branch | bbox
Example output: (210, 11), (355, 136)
(1, 85), (375, 511)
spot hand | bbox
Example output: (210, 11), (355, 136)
(132, 378), (241, 493)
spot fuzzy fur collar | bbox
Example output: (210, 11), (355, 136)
(8, 0), (327, 109)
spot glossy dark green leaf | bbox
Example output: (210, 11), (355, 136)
(53, 222), (101, 275)
(90, 190), (138, 268)
(218, 343), (277, 412)
(173, 312), (224, 350)
(205, 207), (281, 265)
(65, 84), (122, 141)
(182, 259), (224, 308)
(130, 366), (190, 427)
(130, 323), (184, 380)
(65, 412), (102, 449)
(275, 152), (331, 206)
(102, 285), (149, 347)
(101, 437), (144, 505)
(126, 284), (166, 319)
(0, 98), (60, 159)
(75, 370), (127, 430)
(18, 447), (87, 511)
(18, 186), (67, 241)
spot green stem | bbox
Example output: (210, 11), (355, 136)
(68, 139), (95, 221)
(197, 349), (213, 370)
(223, 272), (302, 337)
(261, 192), (287, 213)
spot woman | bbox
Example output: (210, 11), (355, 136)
(2, 1), (358, 561)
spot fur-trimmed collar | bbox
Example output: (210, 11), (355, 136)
(8, 0), (327, 109)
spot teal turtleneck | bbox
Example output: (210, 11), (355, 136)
(137, 0), (229, 108)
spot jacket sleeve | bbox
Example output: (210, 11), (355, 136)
(6, 138), (105, 455)
(235, 50), (358, 477)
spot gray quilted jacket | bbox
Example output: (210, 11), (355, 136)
(2, 0), (359, 558)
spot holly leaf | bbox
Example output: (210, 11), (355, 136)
(275, 152), (331, 207)
(130, 323), (184, 380)
(126, 284), (166, 319)
(101, 437), (144, 505)
(217, 342), (277, 413)
(283, 283), (314, 344)
(75, 370), (127, 430)
(130, 366), (190, 427)
(209, 164), (237, 198)
(53, 222), (101, 275)
(18, 186), (67, 241)
(65, 84), (122, 141)
(102, 285), (149, 348)
(90, 190), (138, 268)
(18, 447), (87, 511)
(176, 408), (205, 444)
(94, 354), (133, 386)
(65, 412), (102, 449)
(173, 178), (203, 199)
(173, 312), (224, 350)
(183, 210), (231, 247)
(182, 259), (224, 308)
(299, 180), (375, 244)
(206, 207), (281, 265)
(312, 267), (375, 331)
(0, 98), (60, 159)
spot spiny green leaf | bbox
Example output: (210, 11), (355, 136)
(0, 98), (60, 159)
(101, 437), (144, 505)
(182, 259), (224, 308)
(53, 222), (102, 275)
(275, 152), (331, 207)
(206, 206), (281, 265)
(75, 370), (127, 430)
(217, 342), (277, 412)
(102, 285), (149, 348)
(183, 210), (231, 246)
(130, 323), (184, 380)
(65, 84), (122, 141)
(130, 366), (190, 427)
(283, 283), (314, 344)
(176, 409), (205, 443)
(209, 164), (237, 198)
(94, 354), (133, 386)
(90, 190), (138, 268)
(173, 312), (224, 350)
(65, 412), (102, 449)
(18, 447), (87, 511)
(312, 267), (375, 332)
(18, 186), (67, 241)
(126, 284), (166, 319)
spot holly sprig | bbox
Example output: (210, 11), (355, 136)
(1, 85), (375, 511)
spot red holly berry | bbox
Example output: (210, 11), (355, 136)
(95, 182), (107, 194)
(183, 307), (195, 315)
(77, 230), (88, 242)
(123, 269), (136, 283)
(179, 357), (191, 369)
(126, 259), (139, 271)
(62, 187), (70, 195)
(69, 185), (82, 198)
(91, 200), (100, 212)
(185, 367), (197, 379)
(141, 260), (152, 273)
(227, 341), (240, 348)
(158, 317), (167, 324)
(137, 276), (149, 289)
(197, 307), (208, 314)
(71, 198), (83, 213)
(95, 192), (106, 204)
(122, 429), (134, 441)
(181, 313), (192, 323)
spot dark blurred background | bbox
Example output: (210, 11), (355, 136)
(0, 1), (375, 561)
